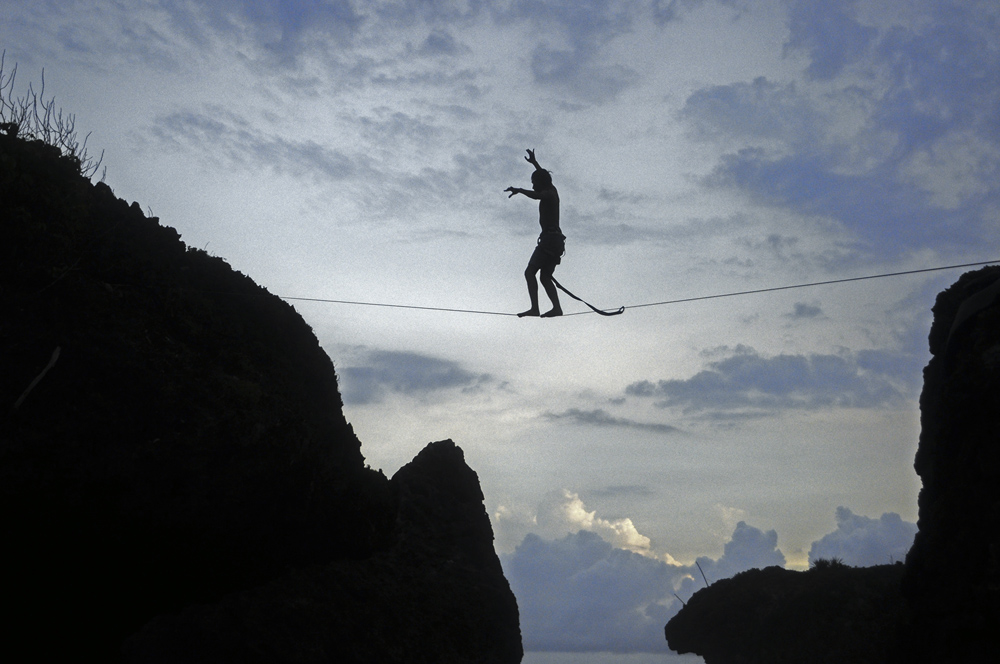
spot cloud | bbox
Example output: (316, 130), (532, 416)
(148, 106), (364, 182)
(678, 521), (786, 599)
(808, 506), (917, 567)
(651, 0), (749, 26)
(494, 490), (655, 556)
(505, 0), (640, 103)
(162, 0), (363, 61)
(589, 484), (657, 499)
(499, 510), (788, 653)
(502, 530), (684, 653)
(543, 408), (682, 435)
(529, 43), (638, 104)
(681, 76), (817, 145)
(625, 345), (917, 416)
(499, 500), (918, 654)
(705, 149), (963, 254)
(784, 0), (877, 80)
(338, 349), (492, 405)
(413, 29), (464, 57)
(371, 0), (483, 25)
(784, 302), (824, 320)
(535, 489), (653, 553)
(683, 1), (1000, 258)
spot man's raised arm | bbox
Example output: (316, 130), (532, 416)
(525, 148), (544, 171)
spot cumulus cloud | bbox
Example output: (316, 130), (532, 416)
(533, 489), (653, 553)
(494, 489), (663, 556)
(499, 504), (789, 653)
(502, 530), (683, 653)
(338, 349), (492, 405)
(808, 506), (917, 567)
(625, 345), (917, 416)
(502, 498), (921, 653)
(684, 521), (786, 590)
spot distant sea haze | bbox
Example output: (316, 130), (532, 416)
(524, 652), (703, 664)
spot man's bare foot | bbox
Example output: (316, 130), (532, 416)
(541, 308), (563, 318)
(518, 308), (540, 318)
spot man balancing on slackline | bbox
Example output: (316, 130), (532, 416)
(506, 149), (565, 318)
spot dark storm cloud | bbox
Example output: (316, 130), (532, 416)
(626, 346), (917, 415)
(544, 408), (682, 435)
(339, 350), (493, 405)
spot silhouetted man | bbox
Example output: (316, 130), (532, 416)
(506, 149), (564, 318)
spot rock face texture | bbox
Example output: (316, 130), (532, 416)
(663, 563), (906, 664)
(1, 131), (521, 662)
(899, 266), (1000, 663)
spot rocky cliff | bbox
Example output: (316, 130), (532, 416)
(663, 562), (906, 664)
(1, 129), (522, 662)
(899, 266), (1000, 663)
(665, 268), (1000, 663)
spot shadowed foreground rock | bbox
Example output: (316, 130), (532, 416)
(1, 130), (521, 662)
(898, 266), (1000, 663)
(664, 563), (905, 664)
(122, 440), (523, 664)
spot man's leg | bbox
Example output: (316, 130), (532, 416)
(539, 265), (562, 317)
(518, 263), (541, 317)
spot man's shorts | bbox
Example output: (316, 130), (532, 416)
(530, 231), (565, 268)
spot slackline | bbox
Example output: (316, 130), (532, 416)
(278, 259), (1000, 317)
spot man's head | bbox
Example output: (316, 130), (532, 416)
(531, 169), (553, 190)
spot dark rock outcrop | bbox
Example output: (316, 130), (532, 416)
(664, 563), (906, 664)
(122, 440), (523, 664)
(663, 267), (1000, 663)
(1, 131), (521, 661)
(899, 266), (1000, 663)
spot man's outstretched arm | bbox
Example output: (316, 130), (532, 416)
(505, 186), (552, 200)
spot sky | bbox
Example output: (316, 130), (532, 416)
(3, 0), (998, 658)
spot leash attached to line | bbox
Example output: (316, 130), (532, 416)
(551, 277), (624, 316)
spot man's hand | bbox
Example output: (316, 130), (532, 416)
(524, 149), (539, 167)
(505, 186), (520, 198)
